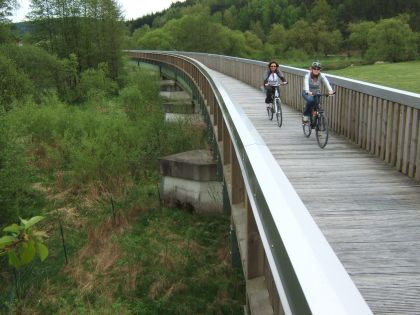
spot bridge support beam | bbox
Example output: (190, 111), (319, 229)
(159, 150), (223, 214)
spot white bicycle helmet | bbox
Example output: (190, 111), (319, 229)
(311, 61), (321, 69)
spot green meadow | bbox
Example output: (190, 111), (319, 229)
(328, 61), (420, 94)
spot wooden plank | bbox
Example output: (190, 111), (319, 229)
(375, 98), (382, 157)
(357, 93), (365, 147)
(380, 99), (387, 160)
(402, 107), (412, 174)
(247, 199), (264, 279)
(355, 92), (360, 145)
(408, 109), (418, 178)
(391, 103), (400, 166)
(341, 87), (347, 136)
(370, 97), (377, 154)
(231, 144), (244, 204)
(385, 101), (393, 164)
(217, 106), (223, 141)
(416, 121), (420, 181)
(346, 88), (352, 138)
(351, 90), (357, 141)
(223, 121), (231, 165)
(366, 95), (373, 153)
(396, 105), (407, 172)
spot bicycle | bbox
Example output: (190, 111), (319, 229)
(266, 82), (288, 127)
(302, 91), (335, 148)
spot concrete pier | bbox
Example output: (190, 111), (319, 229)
(159, 90), (191, 101)
(160, 79), (180, 92)
(159, 150), (222, 214)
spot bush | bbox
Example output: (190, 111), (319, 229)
(366, 17), (417, 62)
(0, 44), (67, 102)
(0, 53), (33, 111)
(0, 109), (43, 228)
(75, 63), (118, 103)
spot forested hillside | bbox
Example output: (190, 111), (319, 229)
(126, 0), (420, 65)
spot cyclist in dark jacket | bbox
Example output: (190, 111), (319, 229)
(264, 61), (287, 104)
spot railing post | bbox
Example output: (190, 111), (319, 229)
(231, 144), (244, 204)
(247, 200), (263, 279)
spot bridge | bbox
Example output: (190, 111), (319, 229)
(127, 51), (420, 315)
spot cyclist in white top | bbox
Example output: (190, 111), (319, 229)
(302, 61), (334, 122)
(264, 61), (287, 104)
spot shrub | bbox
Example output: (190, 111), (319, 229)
(0, 53), (33, 110)
(75, 63), (118, 103)
(366, 17), (417, 62)
(0, 44), (67, 102)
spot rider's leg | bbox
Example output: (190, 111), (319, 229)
(302, 92), (314, 122)
(265, 89), (273, 104)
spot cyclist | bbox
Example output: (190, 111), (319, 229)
(264, 61), (287, 105)
(302, 61), (334, 122)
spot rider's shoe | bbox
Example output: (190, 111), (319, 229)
(302, 115), (309, 123)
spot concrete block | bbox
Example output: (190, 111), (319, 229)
(161, 176), (223, 214)
(159, 150), (218, 181)
(159, 150), (223, 213)
(159, 91), (191, 101)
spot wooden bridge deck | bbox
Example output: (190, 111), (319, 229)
(209, 69), (420, 315)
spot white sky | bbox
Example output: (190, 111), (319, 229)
(12, 0), (186, 22)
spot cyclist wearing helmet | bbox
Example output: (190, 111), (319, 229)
(264, 61), (287, 104)
(302, 61), (334, 122)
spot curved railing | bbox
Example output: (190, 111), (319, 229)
(126, 50), (372, 315)
(177, 52), (420, 182)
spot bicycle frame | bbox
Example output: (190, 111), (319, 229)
(303, 91), (333, 148)
(310, 95), (324, 126)
(266, 84), (284, 127)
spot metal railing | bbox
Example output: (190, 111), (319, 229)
(178, 52), (420, 182)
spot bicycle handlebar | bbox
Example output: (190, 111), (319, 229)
(266, 82), (288, 87)
(311, 91), (336, 97)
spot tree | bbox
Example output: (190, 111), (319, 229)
(312, 19), (342, 55)
(366, 16), (417, 62)
(348, 21), (376, 55)
(311, 0), (333, 26)
(286, 19), (314, 54)
(223, 6), (238, 29)
(249, 20), (266, 43)
(137, 28), (174, 50)
(0, 0), (17, 22)
(0, 53), (33, 110)
(268, 24), (287, 55)
(29, 0), (124, 79)
(0, 44), (69, 101)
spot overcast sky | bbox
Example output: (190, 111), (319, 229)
(12, 0), (186, 22)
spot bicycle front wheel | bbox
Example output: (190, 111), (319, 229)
(275, 99), (283, 127)
(303, 121), (311, 137)
(316, 114), (329, 148)
(267, 103), (274, 120)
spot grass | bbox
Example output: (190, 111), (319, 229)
(327, 60), (420, 94)
(0, 64), (245, 314)
(117, 207), (245, 315)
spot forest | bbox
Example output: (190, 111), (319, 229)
(127, 0), (419, 66)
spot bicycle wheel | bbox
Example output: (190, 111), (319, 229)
(275, 98), (283, 127)
(316, 114), (329, 148)
(302, 121), (311, 137)
(267, 102), (274, 120)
